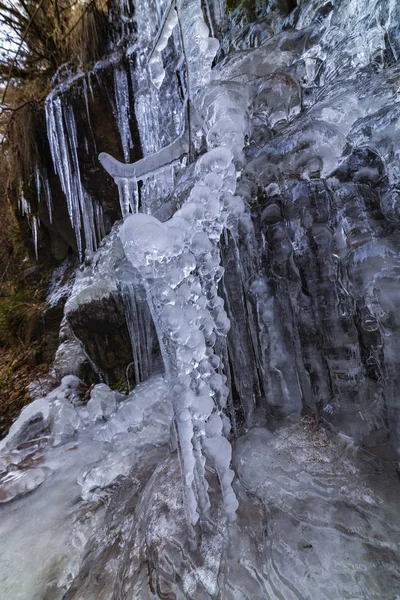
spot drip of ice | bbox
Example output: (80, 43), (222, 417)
(118, 279), (155, 384)
(35, 166), (53, 223)
(35, 166), (41, 204)
(19, 192), (30, 216)
(114, 175), (139, 219)
(42, 170), (53, 224)
(148, 2), (179, 89)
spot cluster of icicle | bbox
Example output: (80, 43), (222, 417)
(110, 0), (249, 535)
(46, 94), (102, 257)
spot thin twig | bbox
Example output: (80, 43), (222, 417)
(0, 99), (41, 113)
(62, 0), (96, 40)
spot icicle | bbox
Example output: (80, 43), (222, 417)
(113, 66), (133, 163)
(42, 172), (53, 224)
(148, 4), (179, 89)
(83, 76), (97, 155)
(19, 195), (30, 216)
(116, 178), (132, 219)
(35, 166), (41, 203)
(121, 283), (141, 384)
(32, 215), (39, 260)
(118, 277), (155, 385)
(36, 165), (53, 224)
(64, 104), (97, 254)
(94, 201), (105, 244)
(46, 94), (82, 254)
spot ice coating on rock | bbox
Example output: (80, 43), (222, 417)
(46, 256), (75, 308)
(0, 397), (52, 454)
(86, 384), (121, 422)
(3, 0), (400, 596)
(0, 467), (52, 504)
(0, 375), (84, 453)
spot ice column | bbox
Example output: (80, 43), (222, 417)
(119, 148), (243, 530)
(117, 0), (248, 533)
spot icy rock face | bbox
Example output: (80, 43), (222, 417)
(92, 375), (172, 444)
(64, 225), (161, 384)
(194, 0), (400, 461)
(52, 420), (400, 600)
(0, 376), (174, 600)
(91, 0), (400, 462)
(3, 0), (400, 598)
(86, 383), (121, 422)
(92, 0), (400, 553)
(231, 420), (400, 600)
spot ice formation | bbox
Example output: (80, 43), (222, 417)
(108, 0), (251, 530)
(148, 1), (179, 90)
(46, 94), (98, 257)
(2, 0), (400, 597)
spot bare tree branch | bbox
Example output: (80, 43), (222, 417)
(1, 0), (47, 104)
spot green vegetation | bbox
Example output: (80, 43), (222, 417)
(0, 214), (52, 434)
(0, 289), (47, 347)
(0, 344), (49, 437)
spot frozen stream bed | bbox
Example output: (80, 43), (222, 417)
(0, 376), (399, 599)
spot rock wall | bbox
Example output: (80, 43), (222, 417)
(23, 0), (400, 461)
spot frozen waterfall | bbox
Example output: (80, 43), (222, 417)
(2, 0), (400, 598)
